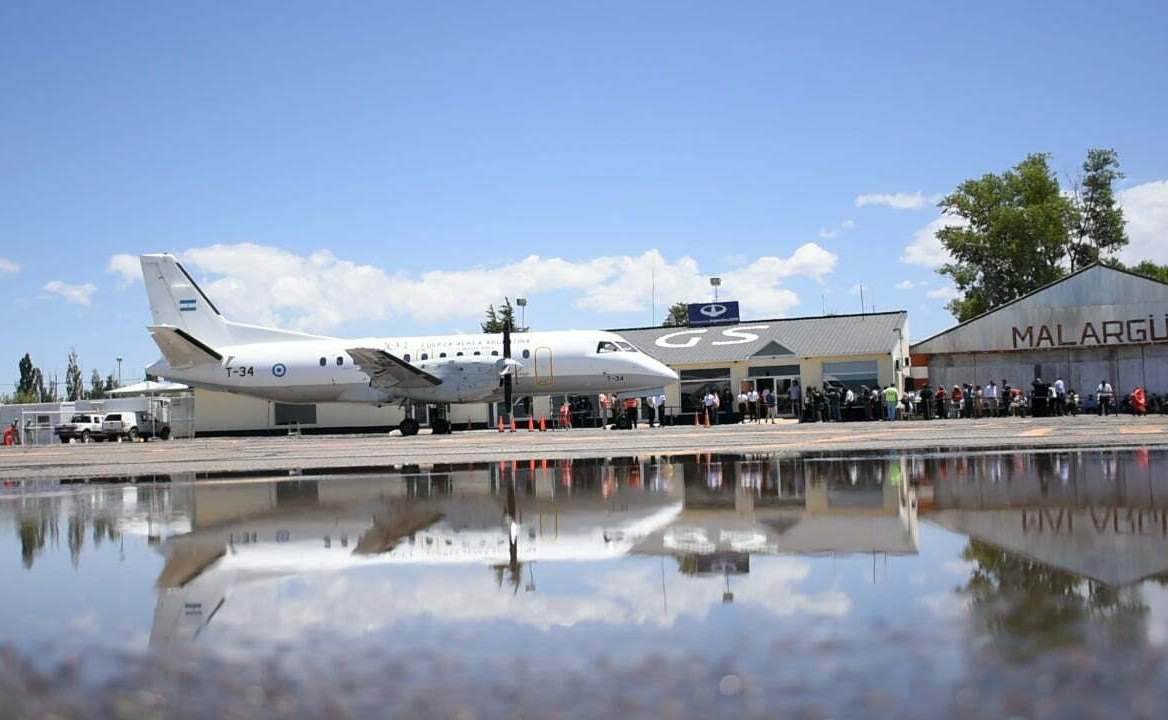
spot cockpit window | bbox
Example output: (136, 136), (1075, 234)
(596, 341), (620, 353)
(615, 341), (638, 352)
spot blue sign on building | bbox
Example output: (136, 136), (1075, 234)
(687, 301), (740, 326)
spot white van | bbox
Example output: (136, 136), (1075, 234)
(102, 411), (172, 441)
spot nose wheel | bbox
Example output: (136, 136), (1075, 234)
(431, 418), (451, 435)
(398, 418), (420, 437)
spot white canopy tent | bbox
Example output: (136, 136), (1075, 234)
(107, 380), (190, 396)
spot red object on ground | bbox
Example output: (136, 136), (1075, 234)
(539, 417), (547, 432)
(528, 416), (535, 432)
(497, 417), (504, 432)
(2, 426), (14, 446)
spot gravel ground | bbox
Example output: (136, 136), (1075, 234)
(3, 630), (1165, 720)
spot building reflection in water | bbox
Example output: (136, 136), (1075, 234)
(4, 449), (1167, 653)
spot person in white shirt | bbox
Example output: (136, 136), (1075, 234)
(747, 388), (760, 422)
(1053, 377), (1067, 416)
(1097, 380), (1115, 416)
(984, 381), (998, 416)
(703, 391), (717, 425)
(736, 390), (749, 422)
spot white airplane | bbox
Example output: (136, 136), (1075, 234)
(140, 254), (677, 435)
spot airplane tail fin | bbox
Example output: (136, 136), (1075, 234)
(140, 254), (235, 348)
(139, 254), (331, 347)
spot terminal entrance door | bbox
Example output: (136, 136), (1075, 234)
(745, 375), (800, 416)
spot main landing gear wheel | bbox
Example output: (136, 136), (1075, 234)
(431, 418), (451, 435)
(398, 418), (420, 437)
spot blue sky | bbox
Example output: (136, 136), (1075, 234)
(2, 1), (1166, 389)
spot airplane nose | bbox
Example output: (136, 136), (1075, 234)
(640, 355), (678, 383)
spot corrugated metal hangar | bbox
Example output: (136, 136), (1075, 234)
(911, 263), (1168, 395)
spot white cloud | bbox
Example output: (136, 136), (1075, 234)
(0, 257), (18, 274)
(926, 285), (960, 301)
(106, 254), (141, 288)
(900, 214), (968, 269)
(43, 280), (97, 306)
(197, 555), (851, 643)
(817, 219), (857, 239)
(168, 243), (838, 333)
(855, 192), (930, 210)
(1117, 180), (1168, 265)
(895, 280), (915, 290)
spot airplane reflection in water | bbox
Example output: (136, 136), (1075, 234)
(119, 455), (910, 647)
(8, 450), (1166, 650)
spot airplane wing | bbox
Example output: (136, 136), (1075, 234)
(346, 348), (442, 390)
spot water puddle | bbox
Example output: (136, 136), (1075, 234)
(2, 450), (1166, 718)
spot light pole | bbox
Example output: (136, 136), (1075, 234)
(709, 277), (721, 303)
(516, 297), (527, 329)
(116, 357), (123, 388)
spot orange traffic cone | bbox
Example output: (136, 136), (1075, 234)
(694, 412), (700, 426)
(510, 417), (516, 433)
(498, 416), (504, 432)
(528, 416), (535, 432)
(539, 417), (547, 432)
(703, 410), (710, 428)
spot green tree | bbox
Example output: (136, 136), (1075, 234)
(937, 153), (1077, 321)
(88, 369), (105, 399)
(1127, 261), (1168, 283)
(104, 373), (118, 393)
(14, 354), (46, 403)
(480, 298), (528, 333)
(662, 302), (689, 327)
(1069, 148), (1128, 270)
(65, 350), (83, 401)
(16, 354), (35, 400)
(1106, 260), (1168, 284)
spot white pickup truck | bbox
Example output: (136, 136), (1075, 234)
(57, 413), (106, 443)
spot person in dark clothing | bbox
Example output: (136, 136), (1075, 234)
(935, 386), (947, 420)
(824, 383), (841, 422)
(1000, 379), (1011, 417)
(814, 389), (829, 422)
(859, 385), (873, 420)
(1031, 377), (1050, 417)
(920, 385), (935, 420)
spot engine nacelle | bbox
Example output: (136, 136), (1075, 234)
(412, 357), (505, 403)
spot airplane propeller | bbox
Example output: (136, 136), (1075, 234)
(502, 317), (513, 422)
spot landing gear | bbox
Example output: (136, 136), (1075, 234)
(399, 418), (420, 437)
(431, 418), (452, 435)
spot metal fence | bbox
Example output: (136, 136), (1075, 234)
(0, 395), (196, 445)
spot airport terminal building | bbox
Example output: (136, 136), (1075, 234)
(910, 263), (1168, 394)
(613, 311), (910, 418)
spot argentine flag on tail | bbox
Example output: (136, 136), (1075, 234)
(179, 298), (197, 312)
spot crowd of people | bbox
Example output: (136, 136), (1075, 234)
(597, 375), (1165, 430)
(798, 376), (1166, 422)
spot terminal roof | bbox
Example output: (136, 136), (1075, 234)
(609, 311), (907, 365)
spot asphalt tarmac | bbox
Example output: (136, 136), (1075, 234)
(1, 414), (1165, 481)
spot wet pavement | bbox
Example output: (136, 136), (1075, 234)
(2, 449), (1168, 718)
(2, 414), (1166, 481)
